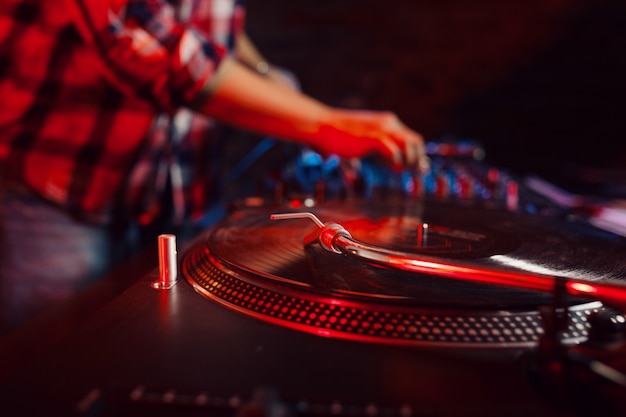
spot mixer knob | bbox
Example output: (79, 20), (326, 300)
(423, 171), (436, 195)
(457, 174), (474, 199)
(507, 180), (519, 211)
(484, 167), (500, 199)
(407, 173), (424, 198)
(435, 173), (450, 198)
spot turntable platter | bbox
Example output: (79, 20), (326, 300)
(182, 200), (626, 348)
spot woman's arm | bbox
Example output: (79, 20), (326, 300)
(195, 57), (428, 171)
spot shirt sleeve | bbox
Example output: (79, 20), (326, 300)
(67, 0), (229, 112)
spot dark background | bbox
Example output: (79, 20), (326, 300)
(246, 0), (626, 186)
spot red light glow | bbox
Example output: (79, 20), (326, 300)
(567, 282), (597, 295)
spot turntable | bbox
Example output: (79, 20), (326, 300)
(2, 142), (626, 417)
(182, 199), (626, 349)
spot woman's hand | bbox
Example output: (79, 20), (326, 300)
(314, 109), (429, 172)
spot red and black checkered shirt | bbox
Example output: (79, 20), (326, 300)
(0, 0), (245, 223)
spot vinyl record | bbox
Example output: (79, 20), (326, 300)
(182, 199), (626, 347)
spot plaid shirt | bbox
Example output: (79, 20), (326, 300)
(0, 0), (246, 223)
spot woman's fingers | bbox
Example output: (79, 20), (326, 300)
(316, 109), (428, 171)
(381, 115), (428, 171)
